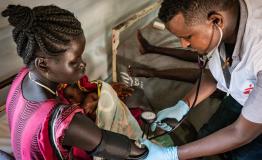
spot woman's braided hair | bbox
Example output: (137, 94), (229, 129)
(2, 5), (83, 65)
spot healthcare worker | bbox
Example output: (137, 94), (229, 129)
(141, 0), (262, 159)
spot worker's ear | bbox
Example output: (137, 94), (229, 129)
(34, 57), (49, 73)
(207, 11), (224, 29)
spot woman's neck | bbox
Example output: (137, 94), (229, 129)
(29, 71), (58, 93)
(22, 72), (57, 102)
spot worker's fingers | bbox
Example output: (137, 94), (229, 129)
(156, 122), (172, 132)
(151, 122), (157, 132)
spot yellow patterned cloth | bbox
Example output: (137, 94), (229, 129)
(94, 82), (143, 160)
(96, 81), (143, 140)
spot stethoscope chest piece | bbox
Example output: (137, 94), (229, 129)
(141, 111), (156, 124)
(140, 111), (156, 140)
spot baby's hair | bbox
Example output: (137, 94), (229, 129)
(159, 0), (237, 25)
(2, 5), (83, 65)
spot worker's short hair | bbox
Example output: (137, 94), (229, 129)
(159, 0), (238, 25)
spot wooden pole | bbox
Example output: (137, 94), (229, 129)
(112, 0), (162, 82)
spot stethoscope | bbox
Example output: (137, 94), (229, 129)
(139, 23), (223, 141)
(139, 57), (208, 141)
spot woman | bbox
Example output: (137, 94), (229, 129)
(2, 5), (146, 160)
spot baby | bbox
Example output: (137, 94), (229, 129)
(59, 76), (148, 142)
(57, 75), (99, 120)
(63, 83), (98, 120)
(58, 75), (136, 121)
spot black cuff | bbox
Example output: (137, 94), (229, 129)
(91, 130), (131, 159)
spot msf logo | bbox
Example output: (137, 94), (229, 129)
(243, 83), (254, 95)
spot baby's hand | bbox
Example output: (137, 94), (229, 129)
(111, 82), (134, 101)
(82, 93), (98, 118)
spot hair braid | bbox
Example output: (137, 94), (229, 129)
(33, 26), (66, 45)
(15, 31), (27, 56)
(2, 4), (83, 65)
(23, 33), (36, 64)
(34, 33), (53, 55)
(34, 5), (73, 17)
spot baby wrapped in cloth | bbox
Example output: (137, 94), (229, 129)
(58, 75), (143, 141)
(59, 76), (173, 159)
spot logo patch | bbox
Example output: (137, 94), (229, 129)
(243, 84), (254, 95)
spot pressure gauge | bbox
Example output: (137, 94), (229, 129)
(141, 111), (156, 124)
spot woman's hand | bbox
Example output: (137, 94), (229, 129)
(111, 82), (134, 102)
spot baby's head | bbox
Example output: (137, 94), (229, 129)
(63, 84), (84, 104)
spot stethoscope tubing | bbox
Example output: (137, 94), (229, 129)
(149, 57), (209, 140)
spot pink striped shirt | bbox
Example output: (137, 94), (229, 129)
(6, 67), (90, 160)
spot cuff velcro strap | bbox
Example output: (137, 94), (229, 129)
(92, 130), (131, 159)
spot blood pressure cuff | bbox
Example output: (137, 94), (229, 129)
(91, 130), (131, 159)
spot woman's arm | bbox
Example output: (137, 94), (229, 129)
(178, 114), (262, 159)
(63, 113), (146, 159)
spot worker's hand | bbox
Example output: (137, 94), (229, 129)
(151, 100), (190, 131)
(140, 139), (178, 160)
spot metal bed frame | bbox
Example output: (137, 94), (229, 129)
(111, 0), (162, 82)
